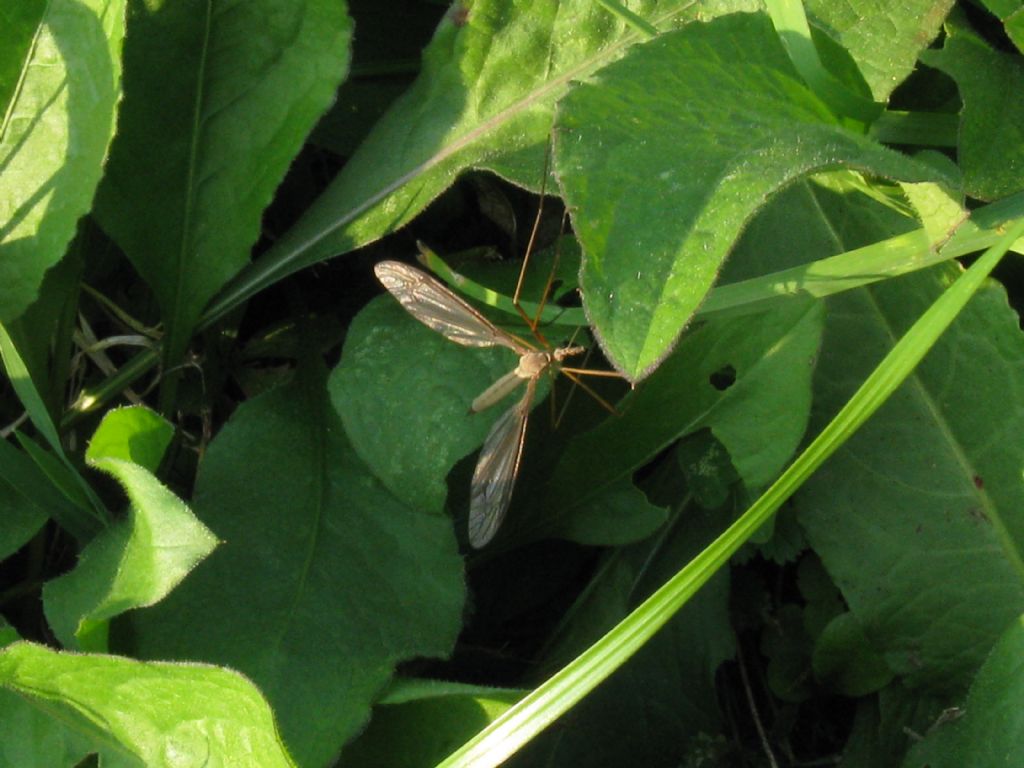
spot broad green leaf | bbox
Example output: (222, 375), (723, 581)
(813, 612), (894, 696)
(900, 169), (968, 246)
(796, 265), (1024, 693)
(805, 0), (954, 100)
(1007, 8), (1024, 52)
(842, 682), (949, 766)
(0, 689), (96, 768)
(920, 20), (1024, 201)
(0, 0), (125, 322)
(902, 615), (1024, 768)
(0, 641), (295, 767)
(981, 0), (1023, 18)
(43, 406), (217, 651)
(516, 505), (734, 767)
(434, 210), (1023, 768)
(330, 296), (512, 516)
(0, 627), (103, 768)
(130, 360), (465, 768)
(84, 404), (173, 472)
(977, 0), (1024, 51)
(548, 478), (668, 545)
(205, 0), (759, 324)
(0, 1), (47, 111)
(93, 0), (353, 367)
(555, 13), (947, 379)
(340, 680), (522, 768)
(542, 297), (823, 540)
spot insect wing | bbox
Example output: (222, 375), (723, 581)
(468, 378), (536, 547)
(375, 261), (528, 352)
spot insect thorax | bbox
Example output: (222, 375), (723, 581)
(516, 351), (554, 378)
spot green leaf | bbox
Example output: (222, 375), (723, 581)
(0, 641), (296, 767)
(433, 212), (1022, 768)
(814, 612), (895, 696)
(804, 0), (954, 100)
(340, 679), (522, 768)
(310, 0), (441, 157)
(520, 506), (734, 766)
(205, 0), (729, 324)
(555, 12), (947, 378)
(841, 682), (948, 766)
(331, 296), (512, 515)
(1007, 8), (1024, 53)
(0, 627), (102, 768)
(130, 359), (466, 768)
(542, 297), (823, 540)
(796, 264), (1024, 694)
(975, 0), (1024, 52)
(766, 0), (880, 121)
(902, 615), (1024, 768)
(0, 689), (96, 768)
(0, 0), (126, 322)
(84, 404), (173, 472)
(93, 0), (353, 367)
(548, 479), (668, 545)
(920, 20), (1024, 200)
(0, 321), (105, 539)
(42, 406), (217, 651)
(2, 242), (84, 420)
(0, 323), (67, 460)
(0, 435), (72, 559)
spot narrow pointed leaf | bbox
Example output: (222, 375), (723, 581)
(207, 0), (716, 321)
(93, 0), (353, 365)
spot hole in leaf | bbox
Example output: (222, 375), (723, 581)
(710, 364), (736, 391)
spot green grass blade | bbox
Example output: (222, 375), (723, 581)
(1, 321), (108, 531)
(765, 0), (880, 122)
(593, 0), (659, 37)
(435, 217), (1024, 768)
(60, 198), (1024, 429)
(0, 322), (63, 453)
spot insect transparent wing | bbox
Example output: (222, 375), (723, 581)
(468, 378), (535, 547)
(374, 261), (528, 351)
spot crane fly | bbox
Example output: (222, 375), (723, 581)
(374, 259), (598, 548)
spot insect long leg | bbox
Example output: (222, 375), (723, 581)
(559, 366), (626, 378)
(512, 140), (554, 344)
(558, 368), (620, 416)
(530, 207), (571, 337)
